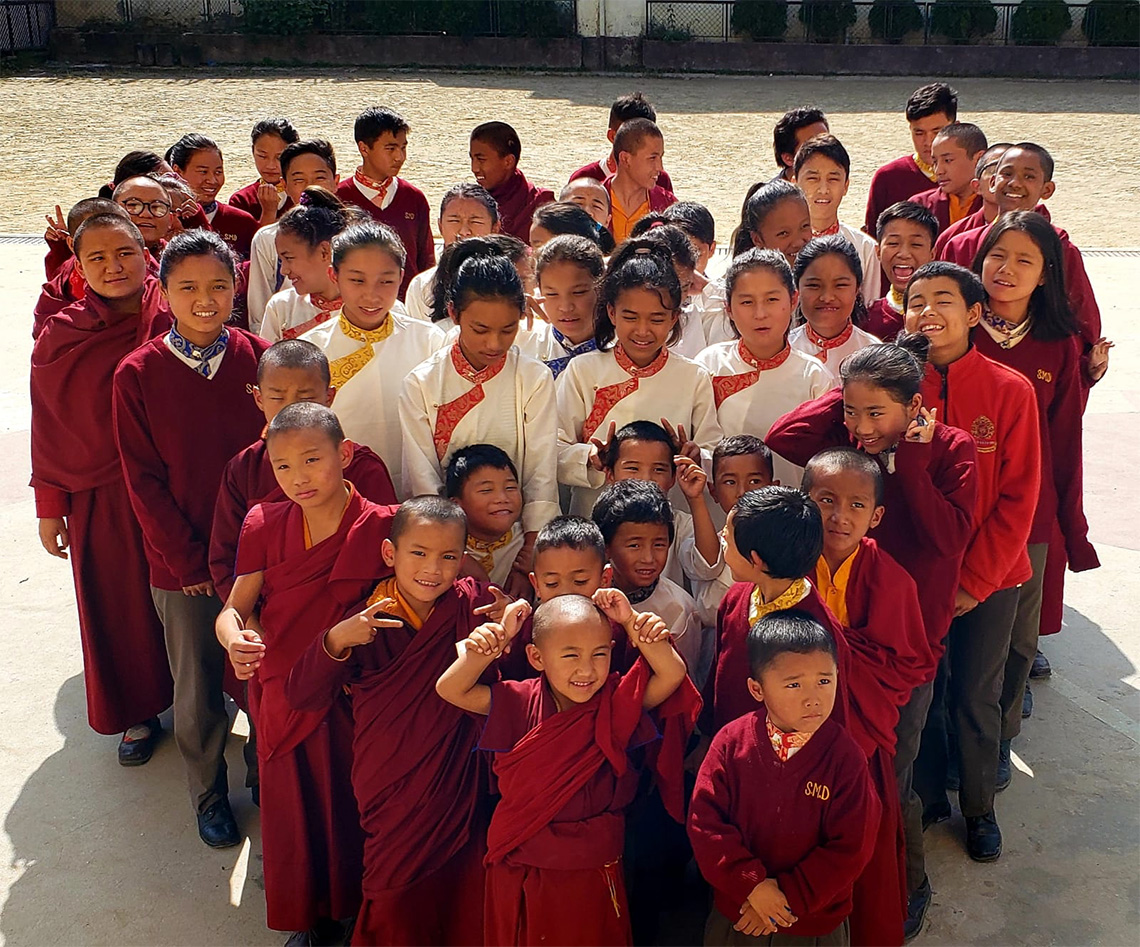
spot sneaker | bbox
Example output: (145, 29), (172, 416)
(904, 875), (932, 941)
(965, 811), (1002, 862)
(996, 739), (1012, 792)
(1029, 649), (1051, 679)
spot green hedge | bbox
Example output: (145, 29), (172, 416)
(869, 0), (925, 40)
(1082, 0), (1140, 45)
(930, 0), (998, 41)
(731, 0), (791, 40)
(798, 0), (858, 39)
(1011, 0), (1072, 43)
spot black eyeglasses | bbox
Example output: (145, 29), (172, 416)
(120, 198), (172, 218)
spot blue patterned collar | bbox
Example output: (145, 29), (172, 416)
(168, 325), (229, 377)
(200, 201), (218, 216)
(546, 328), (597, 379)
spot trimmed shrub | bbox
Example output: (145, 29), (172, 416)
(498, 0), (578, 37)
(798, 0), (858, 40)
(1011, 0), (1072, 43)
(242, 0), (329, 35)
(731, 0), (791, 40)
(930, 0), (998, 41)
(869, 0), (925, 40)
(1082, 0), (1140, 45)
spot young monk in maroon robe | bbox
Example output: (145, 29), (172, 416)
(436, 590), (699, 947)
(689, 611), (880, 947)
(32, 213), (173, 762)
(209, 339), (396, 600)
(215, 402), (399, 941)
(470, 121), (554, 242)
(708, 487), (911, 945)
(285, 496), (508, 947)
(802, 450), (931, 947)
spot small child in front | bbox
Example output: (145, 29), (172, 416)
(437, 591), (696, 947)
(284, 497), (497, 947)
(689, 610), (880, 947)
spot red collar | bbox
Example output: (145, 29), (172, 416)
(614, 343), (668, 379)
(738, 340), (791, 371)
(812, 222), (840, 237)
(805, 320), (854, 352)
(310, 293), (342, 313)
(354, 166), (393, 193)
(450, 342), (506, 385)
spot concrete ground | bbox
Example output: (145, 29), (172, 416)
(0, 238), (1136, 946)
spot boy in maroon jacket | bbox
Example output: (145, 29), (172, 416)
(569, 90), (676, 193)
(113, 230), (270, 848)
(689, 610), (880, 947)
(470, 120), (555, 243)
(863, 83), (957, 235)
(336, 106), (435, 299)
(903, 261), (1040, 863)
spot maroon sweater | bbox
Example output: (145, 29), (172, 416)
(863, 155), (936, 235)
(861, 297), (903, 341)
(570, 159), (674, 195)
(113, 329), (270, 590)
(227, 180), (294, 222)
(688, 710), (879, 937)
(209, 437), (398, 599)
(207, 202), (259, 259)
(336, 177), (435, 299)
(488, 169), (555, 244)
(973, 329), (1098, 569)
(766, 388), (977, 656)
(909, 186), (981, 234)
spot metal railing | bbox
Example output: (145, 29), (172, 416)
(647, 0), (1132, 46)
(54, 0), (579, 36)
(1, 0), (53, 50)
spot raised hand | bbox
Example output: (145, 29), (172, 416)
(675, 455), (708, 498)
(593, 587), (633, 626)
(629, 611), (671, 645)
(43, 205), (67, 244)
(904, 406), (938, 443)
(473, 585), (513, 623)
(587, 420), (618, 472)
(256, 181), (279, 215)
(326, 598), (405, 657)
(661, 419), (700, 463)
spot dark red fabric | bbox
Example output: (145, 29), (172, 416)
(570, 160), (674, 195)
(1040, 519), (1066, 636)
(285, 577), (494, 931)
(488, 169), (556, 243)
(227, 180), (294, 222)
(942, 222), (1101, 386)
(918, 348), (1041, 602)
(933, 206), (987, 257)
(44, 239), (72, 281)
(34, 261), (83, 340)
(30, 280), (173, 733)
(860, 298), (903, 340)
(688, 710), (879, 938)
(207, 202), (259, 259)
(113, 329), (270, 590)
(973, 330), (1097, 567)
(766, 388), (977, 660)
(908, 186), (981, 234)
(210, 437), (396, 598)
(335, 177), (436, 298)
(864, 156), (936, 235)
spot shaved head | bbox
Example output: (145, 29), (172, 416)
(531, 594), (610, 646)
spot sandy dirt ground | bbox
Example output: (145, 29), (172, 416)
(0, 69), (1137, 246)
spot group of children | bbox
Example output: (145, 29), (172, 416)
(30, 81), (1111, 947)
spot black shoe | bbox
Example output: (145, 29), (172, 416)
(996, 739), (1012, 792)
(965, 811), (1002, 862)
(922, 799), (952, 830)
(904, 875), (932, 941)
(197, 798), (241, 849)
(117, 717), (162, 766)
(283, 933), (311, 947)
(251, 784), (260, 808)
(1030, 649), (1051, 679)
(945, 753), (960, 792)
(1022, 682), (1034, 719)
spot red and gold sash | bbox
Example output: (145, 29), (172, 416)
(711, 340), (790, 409)
(581, 345), (668, 443)
(433, 344), (507, 461)
(281, 293), (342, 341)
(767, 714), (813, 762)
(354, 166), (392, 206)
(805, 319), (854, 364)
(812, 221), (841, 237)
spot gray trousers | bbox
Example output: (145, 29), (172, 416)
(150, 587), (229, 813)
(894, 680), (934, 894)
(1001, 543), (1049, 741)
(915, 583), (1020, 818)
(704, 910), (849, 947)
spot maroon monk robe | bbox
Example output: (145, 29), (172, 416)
(235, 492), (397, 932)
(569, 159), (674, 195)
(34, 254), (161, 341)
(30, 279), (173, 734)
(285, 576), (495, 947)
(909, 186), (981, 234)
(689, 710), (880, 940)
(861, 297), (904, 341)
(767, 388), (977, 664)
(210, 437), (396, 599)
(863, 155), (936, 235)
(489, 169), (555, 243)
(841, 539), (930, 947)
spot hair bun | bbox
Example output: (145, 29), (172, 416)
(894, 330), (931, 364)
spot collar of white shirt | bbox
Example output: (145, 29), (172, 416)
(164, 333), (227, 378)
(352, 175), (399, 211)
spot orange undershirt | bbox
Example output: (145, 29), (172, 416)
(947, 193), (972, 224)
(366, 575), (429, 630)
(610, 190), (650, 243)
(814, 547), (860, 626)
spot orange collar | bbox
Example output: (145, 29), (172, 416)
(738, 340), (791, 371)
(614, 343), (668, 378)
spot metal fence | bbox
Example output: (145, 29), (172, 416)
(1, 0), (53, 49)
(647, 0), (1134, 46)
(54, 0), (579, 35)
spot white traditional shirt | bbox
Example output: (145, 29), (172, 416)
(466, 522), (526, 587)
(695, 340), (832, 487)
(667, 507), (726, 592)
(405, 265), (436, 321)
(399, 344), (561, 533)
(789, 321), (879, 376)
(838, 221), (882, 307)
(259, 287), (340, 343)
(301, 311), (444, 498)
(247, 222), (287, 334)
